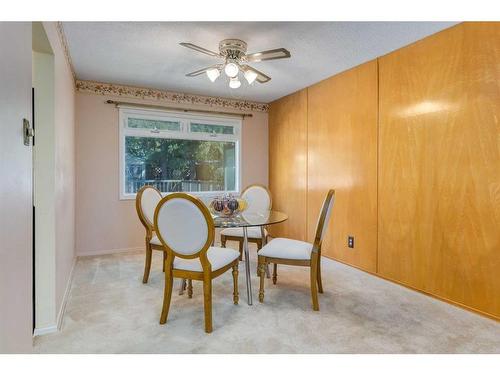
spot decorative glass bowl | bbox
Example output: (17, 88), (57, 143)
(209, 194), (247, 218)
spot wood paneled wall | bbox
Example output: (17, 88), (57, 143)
(268, 22), (500, 319)
(378, 22), (500, 318)
(307, 61), (378, 271)
(268, 90), (308, 240)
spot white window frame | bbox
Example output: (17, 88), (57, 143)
(119, 106), (242, 200)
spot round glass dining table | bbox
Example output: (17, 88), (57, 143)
(212, 210), (288, 305)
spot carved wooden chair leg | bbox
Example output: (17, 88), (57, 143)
(232, 263), (239, 305)
(256, 240), (261, 277)
(238, 240), (243, 261)
(142, 243), (152, 284)
(272, 263), (278, 284)
(221, 236), (226, 248)
(258, 256), (266, 303)
(187, 279), (193, 298)
(317, 257), (323, 293)
(178, 278), (188, 295)
(256, 240), (270, 278)
(310, 256), (320, 311)
(203, 277), (213, 333)
(160, 262), (174, 324)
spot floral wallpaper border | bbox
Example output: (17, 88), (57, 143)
(75, 80), (270, 112)
(58, 21), (269, 112)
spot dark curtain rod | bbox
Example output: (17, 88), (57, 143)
(105, 100), (253, 118)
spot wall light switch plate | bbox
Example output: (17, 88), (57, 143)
(348, 236), (354, 248)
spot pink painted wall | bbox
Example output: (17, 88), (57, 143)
(43, 22), (76, 311)
(75, 92), (268, 255)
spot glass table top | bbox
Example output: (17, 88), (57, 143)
(212, 210), (288, 228)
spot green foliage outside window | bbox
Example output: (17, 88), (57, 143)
(190, 123), (234, 135)
(125, 136), (235, 193)
(127, 118), (181, 131)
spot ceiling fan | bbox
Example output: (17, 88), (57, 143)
(180, 39), (291, 89)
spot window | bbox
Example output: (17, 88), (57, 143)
(119, 107), (241, 199)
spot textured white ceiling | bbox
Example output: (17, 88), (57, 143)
(63, 22), (457, 103)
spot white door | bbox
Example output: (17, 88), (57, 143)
(0, 22), (33, 353)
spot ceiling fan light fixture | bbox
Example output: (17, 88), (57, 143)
(244, 69), (258, 85)
(206, 68), (220, 82)
(229, 77), (241, 89)
(181, 39), (291, 88)
(224, 61), (239, 78)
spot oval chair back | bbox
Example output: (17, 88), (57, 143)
(136, 185), (163, 230)
(154, 193), (215, 267)
(312, 189), (335, 253)
(241, 184), (272, 213)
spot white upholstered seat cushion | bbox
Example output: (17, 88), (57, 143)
(220, 227), (267, 239)
(258, 238), (313, 260)
(150, 235), (161, 246)
(173, 247), (240, 272)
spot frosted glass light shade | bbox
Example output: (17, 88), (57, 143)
(244, 70), (258, 84)
(229, 77), (241, 89)
(206, 68), (220, 82)
(224, 62), (239, 78)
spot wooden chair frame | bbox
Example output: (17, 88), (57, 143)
(154, 193), (239, 333)
(257, 189), (335, 311)
(220, 184), (272, 259)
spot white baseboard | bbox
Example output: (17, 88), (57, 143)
(33, 256), (77, 337)
(56, 256), (77, 331)
(33, 324), (58, 337)
(77, 246), (143, 257)
(34, 246), (145, 337)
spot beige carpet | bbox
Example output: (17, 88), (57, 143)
(34, 244), (500, 353)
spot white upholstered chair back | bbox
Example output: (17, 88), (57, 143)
(154, 193), (213, 258)
(242, 185), (272, 213)
(141, 187), (162, 226)
(136, 185), (163, 229)
(313, 190), (335, 251)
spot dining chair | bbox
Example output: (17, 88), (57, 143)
(220, 184), (272, 259)
(154, 192), (240, 333)
(257, 189), (335, 311)
(135, 185), (167, 284)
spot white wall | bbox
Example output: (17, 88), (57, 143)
(33, 50), (57, 333)
(38, 22), (76, 332)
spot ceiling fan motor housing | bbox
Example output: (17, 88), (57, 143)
(219, 39), (247, 60)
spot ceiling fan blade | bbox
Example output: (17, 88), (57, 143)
(245, 48), (291, 62)
(241, 65), (271, 83)
(179, 42), (221, 57)
(185, 65), (221, 77)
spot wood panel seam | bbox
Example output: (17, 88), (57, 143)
(304, 87), (309, 241)
(376, 58), (380, 275)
